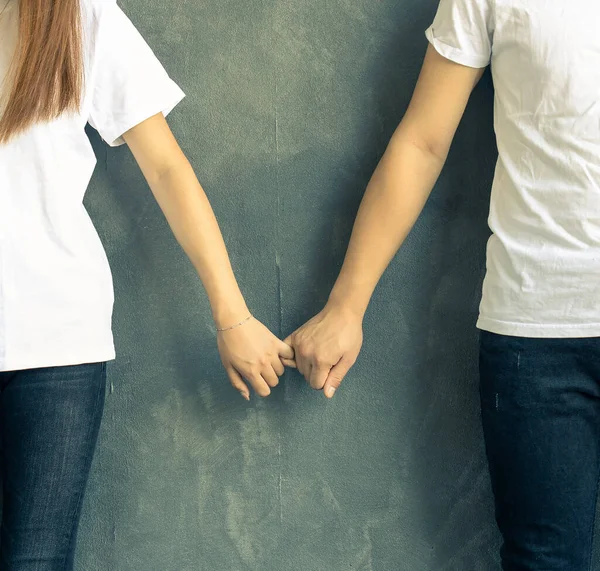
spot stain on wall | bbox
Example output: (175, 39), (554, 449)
(76, 1), (512, 569)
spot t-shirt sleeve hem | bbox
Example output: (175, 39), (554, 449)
(100, 82), (186, 147)
(425, 26), (490, 69)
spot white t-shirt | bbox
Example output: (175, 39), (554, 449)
(426, 0), (600, 338)
(0, 0), (184, 371)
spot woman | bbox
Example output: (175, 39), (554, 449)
(286, 0), (600, 569)
(0, 0), (293, 568)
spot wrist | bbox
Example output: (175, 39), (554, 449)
(216, 314), (252, 333)
(211, 295), (250, 330)
(326, 288), (368, 321)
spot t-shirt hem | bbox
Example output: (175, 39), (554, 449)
(476, 316), (600, 339)
(102, 82), (185, 147)
(0, 346), (117, 372)
(424, 26), (490, 69)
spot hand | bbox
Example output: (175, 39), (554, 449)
(217, 317), (295, 400)
(284, 304), (363, 398)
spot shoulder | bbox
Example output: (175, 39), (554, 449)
(81, 0), (118, 12)
(80, 0), (119, 29)
(79, 0), (125, 55)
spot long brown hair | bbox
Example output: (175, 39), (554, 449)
(0, 0), (84, 143)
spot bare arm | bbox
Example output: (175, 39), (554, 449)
(286, 46), (486, 397)
(123, 118), (247, 327)
(122, 120), (294, 399)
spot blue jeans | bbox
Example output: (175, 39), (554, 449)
(0, 363), (106, 571)
(480, 331), (600, 570)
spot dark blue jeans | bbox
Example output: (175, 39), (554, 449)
(480, 331), (600, 571)
(0, 363), (106, 571)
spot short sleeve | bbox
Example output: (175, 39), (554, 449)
(87, 1), (185, 147)
(425, 0), (494, 69)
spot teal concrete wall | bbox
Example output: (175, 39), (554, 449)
(79, 1), (504, 569)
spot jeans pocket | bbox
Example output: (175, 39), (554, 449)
(479, 331), (522, 412)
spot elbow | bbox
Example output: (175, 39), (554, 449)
(148, 155), (191, 190)
(412, 137), (448, 165)
(390, 130), (448, 167)
(391, 120), (451, 166)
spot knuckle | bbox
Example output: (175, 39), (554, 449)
(305, 350), (318, 363)
(296, 350), (309, 362)
(300, 340), (313, 353)
(295, 342), (307, 355)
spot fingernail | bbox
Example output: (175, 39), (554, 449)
(325, 387), (336, 398)
(241, 392), (250, 401)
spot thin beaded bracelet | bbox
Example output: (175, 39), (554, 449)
(216, 314), (252, 332)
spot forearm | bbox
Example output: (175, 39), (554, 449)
(148, 161), (249, 327)
(328, 127), (446, 317)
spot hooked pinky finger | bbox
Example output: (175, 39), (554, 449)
(227, 368), (250, 401)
